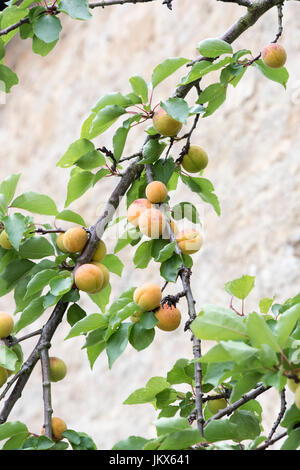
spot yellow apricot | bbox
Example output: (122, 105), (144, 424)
(127, 198), (152, 227)
(262, 43), (287, 69)
(92, 240), (107, 262)
(42, 417), (67, 441)
(295, 386), (300, 410)
(49, 357), (67, 383)
(155, 305), (181, 331)
(153, 106), (182, 137)
(0, 312), (14, 338)
(181, 145), (208, 173)
(146, 181), (168, 204)
(91, 262), (110, 290)
(0, 367), (8, 387)
(207, 393), (227, 414)
(63, 227), (88, 253)
(56, 233), (68, 253)
(138, 208), (166, 238)
(287, 373), (300, 393)
(134, 283), (162, 312)
(74, 263), (104, 293)
(0, 231), (13, 250)
(176, 229), (203, 255)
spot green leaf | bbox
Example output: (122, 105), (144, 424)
(172, 202), (200, 224)
(281, 429), (300, 450)
(0, 345), (18, 370)
(106, 323), (132, 368)
(113, 126), (130, 162)
(90, 105), (127, 138)
(153, 158), (176, 186)
(59, 0), (92, 20)
(0, 64), (18, 92)
(66, 303), (86, 327)
(160, 98), (189, 124)
(0, 195), (8, 216)
(197, 38), (233, 57)
(179, 57), (232, 86)
(14, 297), (46, 334)
(230, 372), (262, 403)
(180, 175), (220, 215)
(0, 259), (34, 297)
(2, 432), (28, 450)
(160, 253), (182, 282)
(91, 92), (133, 114)
(0, 422), (28, 441)
(275, 303), (300, 348)
(139, 139), (166, 164)
(199, 340), (258, 364)
(57, 139), (95, 168)
(0, 6), (28, 44)
(133, 241), (153, 269)
(224, 275), (255, 300)
(253, 59), (289, 88)
(19, 237), (54, 259)
(281, 404), (300, 429)
(56, 210), (86, 227)
(0, 173), (20, 204)
(191, 305), (248, 342)
(89, 283), (111, 313)
(155, 241), (176, 263)
(3, 213), (27, 250)
(246, 312), (280, 352)
(159, 429), (203, 450)
(33, 15), (62, 43)
(230, 410), (260, 441)
(93, 168), (110, 185)
(129, 323), (155, 351)
(114, 227), (141, 253)
(32, 36), (57, 56)
(75, 150), (106, 170)
(139, 311), (158, 330)
(112, 436), (148, 451)
(152, 57), (190, 88)
(154, 416), (189, 436)
(101, 254), (124, 277)
(124, 377), (170, 405)
(11, 192), (58, 216)
(65, 313), (108, 339)
(49, 272), (73, 297)
(129, 75), (148, 103)
(25, 269), (57, 298)
(87, 341), (106, 369)
(259, 297), (275, 314)
(197, 82), (227, 117)
(167, 359), (194, 385)
(65, 170), (93, 207)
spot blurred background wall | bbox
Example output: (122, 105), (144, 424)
(0, 0), (300, 449)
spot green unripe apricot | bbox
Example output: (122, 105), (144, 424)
(295, 385), (300, 410)
(207, 395), (227, 414)
(182, 145), (208, 173)
(287, 373), (300, 393)
(0, 366), (8, 387)
(0, 231), (13, 250)
(153, 106), (182, 137)
(49, 357), (67, 382)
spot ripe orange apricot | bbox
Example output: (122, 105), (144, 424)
(145, 181), (168, 204)
(0, 312), (14, 338)
(262, 43), (287, 69)
(153, 106), (182, 137)
(91, 262), (110, 290)
(63, 227), (88, 253)
(138, 208), (166, 238)
(42, 417), (67, 441)
(49, 357), (67, 383)
(155, 305), (181, 331)
(0, 367), (8, 387)
(0, 231), (13, 250)
(181, 145), (208, 173)
(56, 233), (68, 253)
(74, 263), (104, 293)
(176, 229), (203, 255)
(134, 283), (162, 312)
(92, 240), (107, 262)
(127, 198), (152, 227)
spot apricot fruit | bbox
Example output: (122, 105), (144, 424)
(176, 229), (203, 255)
(0, 231), (13, 250)
(146, 181), (168, 204)
(91, 262), (110, 290)
(0, 367), (8, 388)
(56, 233), (68, 253)
(138, 208), (166, 238)
(134, 282), (162, 312)
(155, 305), (181, 331)
(207, 394), (227, 415)
(42, 417), (67, 441)
(92, 240), (107, 262)
(74, 263), (104, 293)
(295, 386), (300, 410)
(153, 106), (182, 137)
(181, 145), (208, 173)
(49, 357), (67, 383)
(127, 198), (152, 227)
(262, 43), (287, 69)
(0, 312), (14, 338)
(63, 227), (88, 253)
(287, 373), (300, 393)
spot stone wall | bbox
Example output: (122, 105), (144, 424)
(0, 0), (300, 449)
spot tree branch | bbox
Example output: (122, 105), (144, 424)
(40, 347), (53, 440)
(216, 0), (253, 6)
